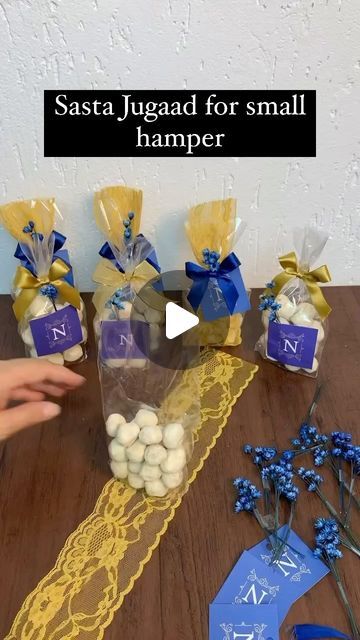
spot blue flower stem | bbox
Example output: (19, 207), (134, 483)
(261, 473), (271, 515)
(339, 458), (345, 516)
(272, 502), (295, 565)
(316, 488), (360, 553)
(328, 556), (360, 639)
(343, 464), (355, 528)
(327, 459), (360, 511)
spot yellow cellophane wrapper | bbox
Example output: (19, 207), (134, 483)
(5, 350), (257, 640)
(0, 198), (56, 242)
(93, 186), (142, 245)
(185, 198), (244, 347)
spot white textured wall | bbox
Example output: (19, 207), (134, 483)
(0, 0), (360, 293)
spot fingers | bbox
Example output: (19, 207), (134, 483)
(1, 359), (86, 391)
(11, 388), (46, 402)
(31, 383), (67, 398)
(0, 401), (61, 440)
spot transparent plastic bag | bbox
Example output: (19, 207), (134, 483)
(0, 198), (87, 365)
(101, 345), (201, 498)
(92, 185), (161, 368)
(185, 197), (250, 346)
(255, 227), (331, 377)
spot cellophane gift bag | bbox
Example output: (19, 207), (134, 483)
(185, 197), (250, 346)
(0, 198), (87, 365)
(255, 227), (332, 377)
(93, 185), (200, 497)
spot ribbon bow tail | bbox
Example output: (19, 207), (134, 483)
(185, 262), (210, 311)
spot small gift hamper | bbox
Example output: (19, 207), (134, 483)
(0, 198), (87, 365)
(93, 185), (200, 497)
(185, 197), (250, 346)
(255, 227), (331, 377)
(92, 185), (162, 366)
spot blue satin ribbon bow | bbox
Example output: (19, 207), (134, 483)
(14, 230), (67, 267)
(99, 234), (160, 274)
(185, 252), (242, 314)
(293, 624), (350, 639)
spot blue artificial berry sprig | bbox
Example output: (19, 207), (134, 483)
(298, 467), (324, 492)
(23, 220), (44, 241)
(202, 248), (220, 272)
(40, 283), (58, 311)
(259, 286), (282, 322)
(109, 290), (126, 315)
(123, 210), (135, 242)
(313, 519), (360, 638)
(233, 477), (262, 513)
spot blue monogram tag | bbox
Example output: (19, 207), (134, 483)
(209, 603), (279, 640)
(30, 305), (83, 356)
(100, 320), (149, 360)
(267, 322), (317, 369)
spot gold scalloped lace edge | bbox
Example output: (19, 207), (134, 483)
(5, 351), (258, 640)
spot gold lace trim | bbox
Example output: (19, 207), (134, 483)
(6, 351), (257, 640)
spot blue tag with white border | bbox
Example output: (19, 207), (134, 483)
(209, 603), (279, 640)
(267, 322), (317, 369)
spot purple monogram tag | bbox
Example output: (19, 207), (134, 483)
(100, 320), (149, 360)
(30, 306), (83, 356)
(267, 322), (318, 369)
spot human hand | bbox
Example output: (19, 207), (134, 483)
(0, 359), (85, 440)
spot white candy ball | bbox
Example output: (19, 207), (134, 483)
(21, 326), (34, 347)
(116, 422), (140, 448)
(128, 473), (145, 489)
(140, 463), (162, 481)
(160, 447), (186, 473)
(275, 294), (296, 320)
(133, 296), (148, 315)
(110, 460), (128, 479)
(303, 357), (319, 374)
(145, 444), (167, 466)
(135, 409), (158, 428)
(40, 352), (65, 365)
(312, 320), (325, 343)
(291, 302), (316, 325)
(105, 358), (127, 368)
(108, 440), (127, 462)
(162, 423), (185, 449)
(27, 295), (51, 318)
(63, 344), (83, 362)
(285, 364), (301, 372)
(128, 461), (142, 473)
(262, 309), (270, 329)
(127, 358), (147, 369)
(106, 413), (126, 437)
(145, 480), (168, 497)
(127, 440), (146, 463)
(162, 471), (184, 489)
(144, 308), (163, 324)
(139, 425), (163, 445)
(82, 325), (88, 342)
(277, 317), (290, 325)
(116, 301), (133, 319)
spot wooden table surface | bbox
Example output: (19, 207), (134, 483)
(0, 288), (359, 639)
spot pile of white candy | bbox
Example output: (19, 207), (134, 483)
(20, 295), (87, 365)
(106, 409), (187, 497)
(95, 296), (162, 369)
(259, 294), (324, 374)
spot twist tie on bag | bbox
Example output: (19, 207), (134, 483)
(92, 257), (159, 314)
(186, 252), (242, 314)
(13, 258), (81, 321)
(270, 251), (332, 319)
(292, 624), (350, 639)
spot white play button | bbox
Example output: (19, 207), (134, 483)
(165, 302), (199, 339)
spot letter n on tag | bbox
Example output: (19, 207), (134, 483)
(267, 322), (317, 369)
(30, 306), (83, 356)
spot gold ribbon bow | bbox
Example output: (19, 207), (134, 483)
(92, 258), (159, 313)
(271, 251), (332, 319)
(13, 258), (81, 321)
